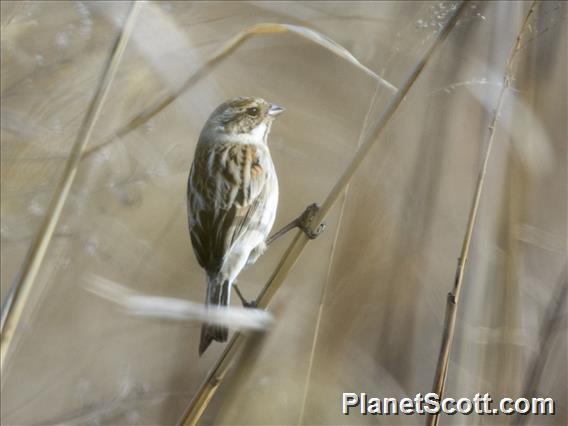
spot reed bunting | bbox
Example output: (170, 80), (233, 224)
(187, 97), (284, 355)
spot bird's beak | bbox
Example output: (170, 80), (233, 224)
(268, 104), (285, 117)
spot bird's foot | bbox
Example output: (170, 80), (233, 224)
(233, 284), (257, 309)
(298, 203), (327, 239)
(243, 300), (257, 309)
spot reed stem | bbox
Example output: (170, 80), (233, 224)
(426, 2), (539, 425)
(178, 3), (467, 424)
(0, 1), (142, 377)
(81, 23), (396, 160)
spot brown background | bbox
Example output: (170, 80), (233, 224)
(1, 1), (566, 425)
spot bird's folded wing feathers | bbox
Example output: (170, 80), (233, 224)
(188, 143), (269, 272)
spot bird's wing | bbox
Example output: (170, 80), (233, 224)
(188, 142), (269, 272)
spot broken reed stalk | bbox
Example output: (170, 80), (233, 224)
(426, 2), (539, 426)
(178, 3), (468, 425)
(0, 1), (142, 376)
(514, 273), (567, 426)
(81, 22), (396, 160)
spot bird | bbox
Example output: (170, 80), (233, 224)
(187, 96), (284, 355)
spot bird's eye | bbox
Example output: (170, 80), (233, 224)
(246, 107), (259, 116)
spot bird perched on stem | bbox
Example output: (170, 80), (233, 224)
(187, 97), (284, 355)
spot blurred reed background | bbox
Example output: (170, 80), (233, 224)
(0, 1), (566, 425)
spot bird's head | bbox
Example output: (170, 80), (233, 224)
(202, 97), (284, 144)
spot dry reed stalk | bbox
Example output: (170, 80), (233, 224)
(178, 3), (468, 424)
(0, 1), (142, 377)
(426, 2), (539, 426)
(81, 23), (396, 160)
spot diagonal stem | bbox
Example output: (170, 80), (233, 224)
(80, 23), (397, 161)
(426, 2), (539, 426)
(0, 1), (142, 377)
(177, 3), (468, 424)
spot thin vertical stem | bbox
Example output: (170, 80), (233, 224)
(426, 2), (539, 425)
(0, 1), (142, 376)
(178, 3), (467, 424)
(297, 80), (381, 425)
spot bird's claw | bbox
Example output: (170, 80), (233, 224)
(234, 284), (257, 309)
(298, 203), (326, 240)
(243, 300), (257, 309)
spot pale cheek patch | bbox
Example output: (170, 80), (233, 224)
(250, 122), (268, 141)
(214, 122), (269, 145)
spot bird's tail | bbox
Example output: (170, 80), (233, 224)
(199, 275), (230, 355)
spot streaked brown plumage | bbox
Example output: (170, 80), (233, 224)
(187, 97), (283, 355)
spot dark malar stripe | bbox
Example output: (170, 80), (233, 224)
(242, 146), (252, 202)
